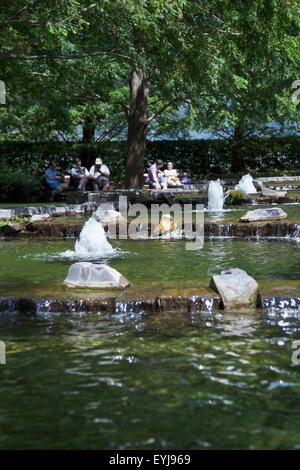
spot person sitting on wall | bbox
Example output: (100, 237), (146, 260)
(45, 160), (69, 201)
(70, 157), (93, 191)
(146, 159), (167, 189)
(89, 157), (111, 191)
(163, 161), (183, 188)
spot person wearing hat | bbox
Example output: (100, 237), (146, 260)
(89, 157), (110, 191)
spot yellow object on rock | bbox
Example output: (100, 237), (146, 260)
(153, 214), (177, 234)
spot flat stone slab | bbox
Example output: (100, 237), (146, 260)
(92, 209), (125, 225)
(210, 268), (259, 308)
(240, 208), (288, 222)
(261, 187), (287, 197)
(30, 214), (51, 222)
(64, 262), (131, 289)
(0, 209), (13, 219)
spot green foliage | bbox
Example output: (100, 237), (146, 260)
(0, 0), (299, 184)
(0, 169), (43, 203)
(229, 191), (244, 200)
(0, 136), (299, 200)
(0, 215), (30, 227)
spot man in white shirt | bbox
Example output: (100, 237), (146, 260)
(89, 157), (110, 191)
(70, 157), (92, 191)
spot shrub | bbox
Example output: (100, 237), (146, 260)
(0, 170), (43, 203)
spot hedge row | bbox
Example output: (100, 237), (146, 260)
(0, 136), (299, 201)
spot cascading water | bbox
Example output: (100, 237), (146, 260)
(74, 217), (115, 256)
(207, 179), (225, 211)
(235, 173), (257, 194)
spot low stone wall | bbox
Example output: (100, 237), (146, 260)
(1, 291), (300, 315)
(2, 219), (299, 240)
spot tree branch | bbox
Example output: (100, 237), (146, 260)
(0, 20), (43, 26)
(0, 3), (100, 60)
(147, 97), (183, 122)
(3, 50), (135, 62)
(5, 0), (45, 22)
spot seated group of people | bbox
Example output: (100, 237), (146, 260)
(45, 157), (111, 200)
(146, 160), (185, 189)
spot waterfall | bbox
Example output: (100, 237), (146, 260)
(207, 180), (225, 211)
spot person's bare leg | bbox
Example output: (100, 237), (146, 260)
(78, 176), (87, 191)
(153, 182), (161, 189)
(92, 183), (99, 191)
(55, 183), (68, 194)
(102, 183), (110, 191)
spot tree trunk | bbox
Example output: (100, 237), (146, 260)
(231, 123), (246, 173)
(82, 118), (95, 143)
(81, 118), (96, 168)
(125, 68), (149, 189)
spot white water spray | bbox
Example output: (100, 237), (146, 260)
(74, 217), (115, 256)
(235, 173), (257, 194)
(208, 179), (225, 211)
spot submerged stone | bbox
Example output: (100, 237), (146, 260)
(240, 208), (287, 222)
(210, 268), (259, 309)
(64, 262), (130, 289)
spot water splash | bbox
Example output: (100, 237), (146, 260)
(61, 217), (116, 260)
(235, 173), (257, 194)
(207, 180), (225, 211)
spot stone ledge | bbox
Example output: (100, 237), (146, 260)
(3, 220), (299, 239)
(1, 291), (300, 314)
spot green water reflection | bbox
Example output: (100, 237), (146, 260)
(0, 238), (300, 295)
(0, 310), (300, 449)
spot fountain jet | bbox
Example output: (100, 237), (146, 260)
(208, 180), (225, 211)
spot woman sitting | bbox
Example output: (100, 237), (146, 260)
(164, 162), (183, 187)
(146, 159), (168, 189)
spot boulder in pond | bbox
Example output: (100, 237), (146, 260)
(240, 208), (287, 222)
(210, 268), (259, 309)
(64, 262), (130, 289)
(261, 187), (287, 198)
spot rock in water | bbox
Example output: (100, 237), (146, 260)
(210, 268), (259, 308)
(153, 214), (176, 234)
(261, 187), (287, 197)
(240, 208), (287, 222)
(64, 262), (130, 289)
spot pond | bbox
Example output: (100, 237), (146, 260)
(1, 235), (300, 449)
(0, 308), (300, 449)
(0, 238), (300, 295)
